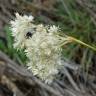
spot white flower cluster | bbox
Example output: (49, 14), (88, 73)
(25, 25), (63, 83)
(10, 13), (35, 49)
(10, 13), (69, 83)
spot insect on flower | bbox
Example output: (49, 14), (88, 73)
(26, 31), (33, 38)
(10, 13), (71, 84)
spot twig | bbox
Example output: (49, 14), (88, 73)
(61, 67), (80, 91)
(1, 76), (25, 96)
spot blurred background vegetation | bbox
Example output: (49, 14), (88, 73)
(0, 0), (96, 96)
(0, 0), (96, 72)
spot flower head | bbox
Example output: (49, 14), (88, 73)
(25, 30), (62, 83)
(10, 13), (35, 49)
(48, 25), (59, 35)
(10, 13), (70, 84)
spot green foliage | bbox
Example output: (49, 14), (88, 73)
(0, 26), (27, 65)
(54, 0), (96, 59)
(51, 0), (96, 72)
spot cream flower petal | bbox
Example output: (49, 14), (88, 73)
(10, 13), (70, 84)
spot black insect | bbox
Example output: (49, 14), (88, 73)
(25, 28), (36, 39)
(26, 31), (33, 39)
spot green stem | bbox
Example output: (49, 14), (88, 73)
(69, 36), (96, 51)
